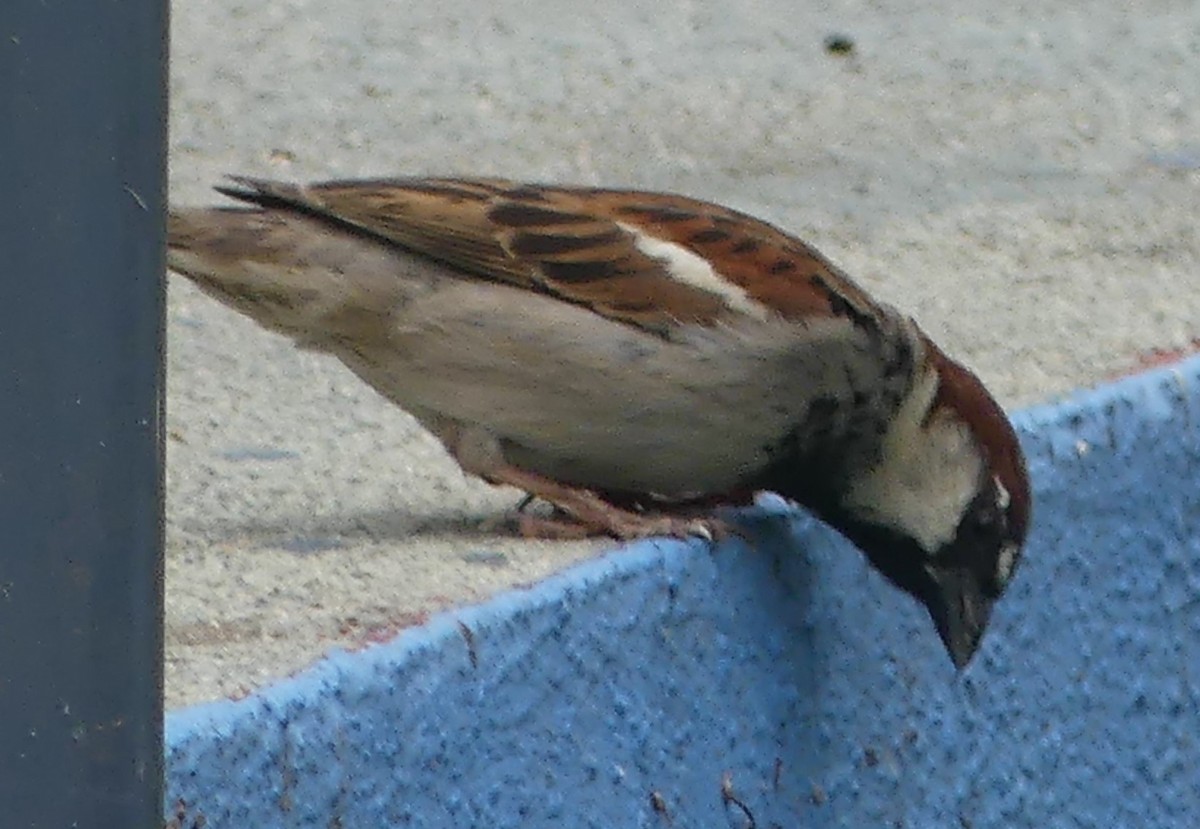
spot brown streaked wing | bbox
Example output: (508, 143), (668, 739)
(216, 177), (892, 335)
(567, 188), (893, 328)
(218, 177), (742, 333)
(482, 186), (738, 332)
(221, 177), (526, 284)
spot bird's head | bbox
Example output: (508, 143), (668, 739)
(833, 350), (1030, 669)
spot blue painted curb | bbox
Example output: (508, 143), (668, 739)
(165, 356), (1200, 828)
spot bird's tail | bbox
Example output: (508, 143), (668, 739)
(168, 207), (412, 351)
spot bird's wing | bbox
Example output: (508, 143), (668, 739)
(213, 176), (892, 337)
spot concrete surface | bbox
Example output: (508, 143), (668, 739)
(164, 356), (1200, 827)
(167, 1), (1200, 708)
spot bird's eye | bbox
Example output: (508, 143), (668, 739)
(966, 502), (1002, 540)
(975, 507), (995, 528)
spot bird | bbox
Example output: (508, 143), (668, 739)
(168, 175), (1030, 669)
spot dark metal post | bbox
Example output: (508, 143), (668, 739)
(0, 2), (168, 827)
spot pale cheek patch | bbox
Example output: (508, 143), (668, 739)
(619, 223), (771, 320)
(843, 372), (984, 554)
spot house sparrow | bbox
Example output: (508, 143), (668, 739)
(168, 176), (1030, 668)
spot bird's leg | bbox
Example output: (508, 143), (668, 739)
(513, 511), (600, 540)
(486, 464), (730, 541)
(442, 423), (732, 541)
(506, 494), (597, 539)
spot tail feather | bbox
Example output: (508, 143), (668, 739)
(167, 207), (420, 350)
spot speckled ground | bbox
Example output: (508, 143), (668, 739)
(166, 0), (1200, 708)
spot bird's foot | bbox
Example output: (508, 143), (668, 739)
(515, 508), (734, 542)
(482, 464), (734, 542)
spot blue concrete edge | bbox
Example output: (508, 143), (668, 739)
(165, 355), (1200, 828)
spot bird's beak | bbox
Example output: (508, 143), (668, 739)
(925, 565), (994, 670)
